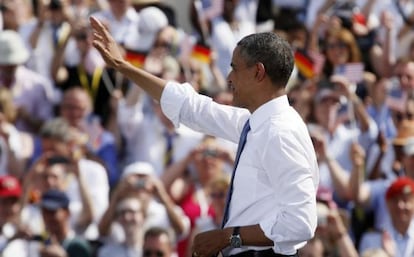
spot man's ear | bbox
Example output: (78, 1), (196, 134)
(255, 62), (266, 81)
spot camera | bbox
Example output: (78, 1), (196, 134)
(49, 0), (63, 10)
(203, 148), (218, 157)
(135, 179), (147, 189)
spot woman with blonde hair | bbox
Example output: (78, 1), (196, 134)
(322, 28), (362, 78)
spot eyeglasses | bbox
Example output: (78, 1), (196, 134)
(210, 192), (226, 199)
(144, 249), (165, 257)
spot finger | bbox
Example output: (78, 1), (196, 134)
(90, 16), (111, 40)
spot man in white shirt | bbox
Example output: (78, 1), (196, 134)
(90, 17), (318, 257)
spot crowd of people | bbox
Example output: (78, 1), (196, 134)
(1, 0), (414, 256)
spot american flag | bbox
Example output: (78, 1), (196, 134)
(334, 63), (364, 83)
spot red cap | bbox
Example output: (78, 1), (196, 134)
(0, 176), (21, 198)
(386, 177), (414, 200)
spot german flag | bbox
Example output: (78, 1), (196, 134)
(294, 50), (315, 79)
(125, 49), (147, 68)
(191, 43), (211, 64)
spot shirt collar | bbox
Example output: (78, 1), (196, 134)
(249, 95), (290, 132)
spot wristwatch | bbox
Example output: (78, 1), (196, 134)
(229, 226), (242, 248)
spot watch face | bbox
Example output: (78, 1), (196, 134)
(230, 235), (242, 248)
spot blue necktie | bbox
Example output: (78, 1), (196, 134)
(164, 131), (175, 167)
(221, 119), (251, 228)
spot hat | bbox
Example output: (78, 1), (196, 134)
(0, 176), (21, 198)
(0, 30), (29, 65)
(40, 190), (70, 211)
(122, 162), (155, 179)
(135, 7), (168, 52)
(393, 120), (414, 146)
(385, 177), (414, 200)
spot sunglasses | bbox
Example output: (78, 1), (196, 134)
(210, 192), (226, 199)
(144, 249), (165, 257)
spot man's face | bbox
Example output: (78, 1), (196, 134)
(0, 65), (17, 87)
(42, 208), (68, 235)
(227, 47), (257, 109)
(314, 96), (340, 130)
(60, 91), (90, 127)
(0, 197), (20, 223)
(42, 164), (66, 191)
(395, 62), (414, 91)
(387, 193), (414, 227)
(116, 198), (144, 231)
(144, 234), (173, 257)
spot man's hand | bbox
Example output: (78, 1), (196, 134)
(90, 16), (124, 68)
(192, 228), (231, 257)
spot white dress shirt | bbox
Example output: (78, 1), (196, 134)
(160, 82), (319, 255)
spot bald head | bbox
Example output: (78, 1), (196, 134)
(60, 87), (92, 127)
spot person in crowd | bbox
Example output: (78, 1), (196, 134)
(58, 87), (119, 187)
(29, 118), (109, 238)
(308, 77), (377, 205)
(0, 176), (26, 251)
(92, 0), (139, 45)
(0, 1), (19, 31)
(349, 130), (414, 241)
(358, 177), (414, 256)
(90, 16), (318, 257)
(161, 136), (233, 257)
(0, 30), (54, 134)
(0, 88), (33, 179)
(20, 153), (94, 237)
(51, 20), (126, 129)
(98, 196), (145, 257)
(98, 161), (190, 242)
(26, 0), (75, 84)
(39, 189), (92, 257)
(144, 226), (177, 257)
(209, 0), (255, 79)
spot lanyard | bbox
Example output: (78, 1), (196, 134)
(77, 65), (103, 102)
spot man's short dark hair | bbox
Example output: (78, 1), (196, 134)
(144, 227), (175, 247)
(237, 32), (294, 88)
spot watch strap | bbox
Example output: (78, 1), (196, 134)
(232, 226), (240, 236)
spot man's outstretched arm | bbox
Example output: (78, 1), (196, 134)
(89, 16), (166, 101)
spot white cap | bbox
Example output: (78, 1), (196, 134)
(122, 162), (155, 179)
(125, 7), (168, 52)
(0, 30), (29, 65)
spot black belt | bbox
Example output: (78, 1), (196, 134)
(229, 249), (298, 257)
